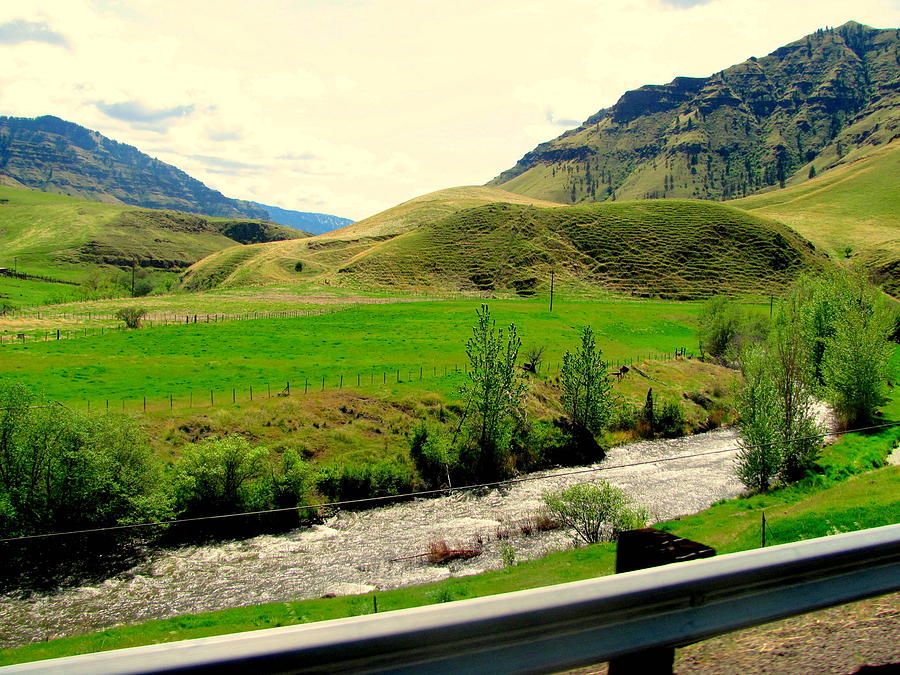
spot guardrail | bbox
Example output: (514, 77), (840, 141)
(5, 524), (899, 674)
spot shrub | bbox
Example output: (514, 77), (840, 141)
(115, 307), (148, 329)
(542, 481), (649, 545)
(655, 400), (687, 438)
(410, 421), (458, 487)
(315, 458), (416, 502)
(173, 436), (266, 517)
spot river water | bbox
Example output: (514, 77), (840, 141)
(0, 425), (763, 648)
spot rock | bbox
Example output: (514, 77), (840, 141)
(321, 583), (376, 597)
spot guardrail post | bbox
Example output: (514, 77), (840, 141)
(609, 528), (716, 675)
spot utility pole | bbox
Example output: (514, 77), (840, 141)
(549, 269), (555, 313)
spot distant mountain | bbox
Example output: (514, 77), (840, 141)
(490, 22), (900, 203)
(0, 115), (268, 219)
(250, 202), (353, 235)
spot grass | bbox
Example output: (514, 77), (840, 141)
(338, 200), (823, 298)
(730, 142), (900, 271)
(0, 185), (303, 309)
(3, 410), (896, 666)
(181, 197), (827, 299)
(0, 298), (708, 404)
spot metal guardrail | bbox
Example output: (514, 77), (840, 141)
(5, 523), (899, 674)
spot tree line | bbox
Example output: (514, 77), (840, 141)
(698, 269), (895, 492)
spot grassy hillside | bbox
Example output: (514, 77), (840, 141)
(730, 142), (900, 281)
(337, 200), (824, 298)
(180, 190), (825, 298)
(0, 185), (305, 308)
(179, 186), (564, 291)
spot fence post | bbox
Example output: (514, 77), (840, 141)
(170, 394), (173, 410)
(232, 388), (236, 403)
(287, 381), (291, 395)
(143, 396), (146, 412)
(305, 378), (309, 394)
(340, 375), (343, 388)
(250, 385), (253, 401)
(210, 390), (214, 406)
(321, 376), (325, 391)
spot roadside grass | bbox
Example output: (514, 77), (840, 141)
(3, 431), (896, 666)
(0, 298), (706, 404)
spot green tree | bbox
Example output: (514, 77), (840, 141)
(173, 435), (267, 517)
(561, 326), (612, 435)
(0, 381), (167, 537)
(821, 281), (894, 428)
(542, 481), (648, 545)
(460, 305), (526, 481)
(735, 302), (821, 491)
(736, 345), (782, 492)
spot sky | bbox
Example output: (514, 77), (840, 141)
(1, 0), (898, 221)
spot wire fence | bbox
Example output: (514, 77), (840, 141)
(0, 306), (350, 344)
(55, 349), (691, 415)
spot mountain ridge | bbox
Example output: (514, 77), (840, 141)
(490, 21), (899, 205)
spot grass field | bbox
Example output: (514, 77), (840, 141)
(0, 298), (707, 405)
(730, 142), (900, 272)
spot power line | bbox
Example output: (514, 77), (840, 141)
(1, 420), (898, 544)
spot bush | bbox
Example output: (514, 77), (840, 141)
(0, 301), (15, 315)
(315, 458), (416, 503)
(655, 400), (687, 438)
(115, 307), (148, 329)
(697, 296), (767, 362)
(542, 481), (649, 545)
(410, 421), (458, 487)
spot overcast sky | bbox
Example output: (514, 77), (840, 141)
(2, 0), (898, 220)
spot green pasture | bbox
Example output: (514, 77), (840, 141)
(0, 298), (708, 404)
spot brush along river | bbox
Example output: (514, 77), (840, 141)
(0, 412), (833, 648)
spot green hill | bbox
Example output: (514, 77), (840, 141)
(729, 141), (900, 283)
(178, 186), (564, 291)
(333, 200), (825, 298)
(490, 22), (899, 205)
(180, 190), (826, 298)
(0, 185), (306, 307)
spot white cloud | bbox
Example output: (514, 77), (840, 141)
(0, 0), (897, 219)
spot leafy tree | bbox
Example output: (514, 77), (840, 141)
(173, 435), (267, 517)
(795, 270), (893, 427)
(736, 345), (782, 492)
(768, 298), (821, 481)
(561, 326), (612, 435)
(460, 305), (526, 480)
(542, 481), (648, 545)
(735, 303), (821, 491)
(697, 296), (767, 361)
(0, 381), (167, 537)
(821, 281), (894, 427)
